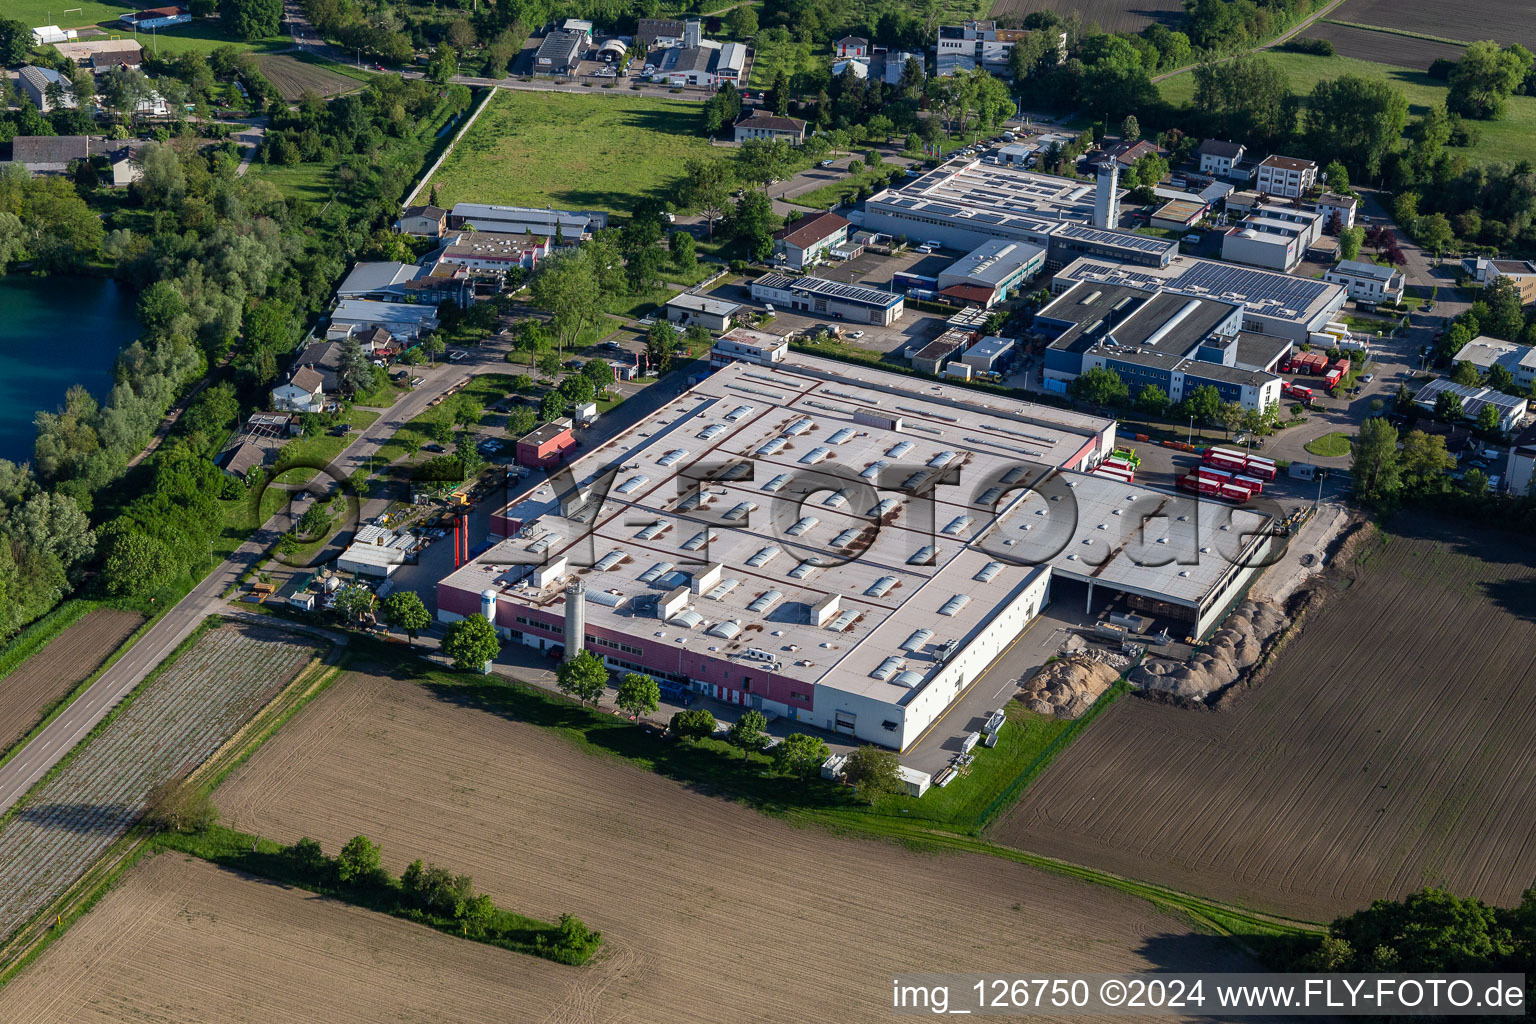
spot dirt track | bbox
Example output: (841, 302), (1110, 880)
(0, 666), (1257, 1024)
(996, 523), (1536, 921)
(0, 610), (142, 755)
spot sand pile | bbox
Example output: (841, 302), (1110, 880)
(1129, 599), (1289, 700)
(1018, 655), (1122, 718)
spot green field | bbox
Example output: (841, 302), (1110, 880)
(14, 0), (284, 57)
(1158, 50), (1536, 167)
(246, 161), (335, 206)
(1304, 431), (1353, 457)
(427, 91), (722, 216)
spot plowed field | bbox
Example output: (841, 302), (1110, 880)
(996, 523), (1536, 921)
(20, 665), (1259, 1024)
(1300, 23), (1465, 69)
(988, 0), (1184, 33)
(1329, 0), (1536, 50)
(0, 609), (142, 755)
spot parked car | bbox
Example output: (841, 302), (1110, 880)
(447, 349), (466, 362)
(424, 443), (445, 453)
(849, 330), (865, 339)
(564, 358), (584, 370)
(1361, 373), (1374, 383)
(820, 159), (835, 168)
(1182, 233), (1202, 244)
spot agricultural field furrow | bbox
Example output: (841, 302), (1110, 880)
(1328, 0), (1536, 51)
(0, 625), (318, 942)
(0, 610), (143, 755)
(88, 665), (1263, 1024)
(1299, 23), (1465, 70)
(994, 524), (1536, 921)
(987, 0), (1184, 35)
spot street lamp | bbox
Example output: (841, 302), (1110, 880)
(1186, 414), (1194, 447)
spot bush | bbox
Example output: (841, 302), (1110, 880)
(670, 707), (718, 738)
(142, 778), (217, 833)
(1283, 37), (1333, 56)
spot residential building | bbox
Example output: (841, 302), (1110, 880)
(1082, 139), (1164, 174)
(751, 273), (905, 325)
(710, 328), (788, 369)
(933, 239), (1045, 308)
(534, 29), (585, 74)
(880, 50), (922, 86)
(18, 65), (76, 112)
(664, 293), (741, 331)
(515, 419), (577, 469)
(773, 210), (851, 268)
(441, 354), (1275, 749)
(1315, 192), (1357, 230)
(1195, 139), (1245, 178)
(395, 204), (448, 237)
(1464, 257), (1536, 304)
(447, 202), (606, 239)
(732, 109), (808, 144)
(934, 20), (1042, 76)
(1453, 336), (1536, 390)
(109, 150), (141, 187)
(636, 17), (685, 49)
(831, 58), (869, 80)
(5, 135), (92, 175)
(118, 5), (191, 29)
(1255, 155), (1318, 198)
(437, 231), (553, 275)
(270, 366), (327, 413)
(292, 340), (344, 391)
(1324, 259), (1406, 304)
(1413, 378), (1529, 434)
(835, 36), (868, 57)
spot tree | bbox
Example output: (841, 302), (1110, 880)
(556, 649), (608, 705)
(615, 672), (661, 719)
(336, 835), (383, 886)
(1339, 226), (1366, 262)
(773, 733), (830, 779)
(726, 709), (769, 759)
(218, 0), (281, 40)
(1351, 416), (1401, 504)
(529, 249), (603, 357)
(1464, 467), (1490, 495)
(1120, 114), (1141, 143)
(1448, 40), (1533, 120)
(1452, 361), (1482, 386)
(1128, 151), (1168, 188)
(427, 42), (459, 85)
(733, 189), (778, 261)
(381, 590), (431, 644)
(539, 389), (565, 421)
(422, 333), (446, 365)
(442, 613), (500, 671)
(737, 137), (792, 191)
(97, 523), (175, 597)
(670, 708), (717, 738)
(581, 358), (615, 391)
(1475, 403), (1502, 435)
(1321, 160), (1350, 192)
(1068, 366), (1128, 409)
(766, 69), (790, 116)
(843, 745), (902, 800)
(646, 320), (676, 376)
(331, 582), (375, 623)
(681, 157), (733, 239)
(336, 334), (373, 395)
(143, 778), (216, 833)
(1192, 53), (1293, 146)
(0, 17), (29, 65)
(1215, 401), (1243, 437)
(1184, 384), (1223, 427)
(1135, 384), (1170, 418)
(1305, 75), (1409, 179)
(669, 230), (696, 272)
(1434, 390), (1465, 421)
(726, 3), (757, 38)
(558, 374), (595, 406)
(1486, 363), (1516, 393)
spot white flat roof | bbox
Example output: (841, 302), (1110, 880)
(447, 355), (1118, 704)
(667, 292), (741, 317)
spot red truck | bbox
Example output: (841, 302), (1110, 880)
(1178, 472), (1251, 503)
(1204, 447), (1278, 481)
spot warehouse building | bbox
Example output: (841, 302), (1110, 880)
(1220, 203), (1324, 271)
(1052, 255), (1346, 345)
(1413, 378), (1529, 434)
(934, 240), (1045, 307)
(438, 354), (1271, 748)
(751, 273), (905, 326)
(860, 160), (1173, 269)
(448, 202), (607, 239)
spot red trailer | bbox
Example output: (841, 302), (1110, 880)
(1203, 448), (1248, 472)
(1325, 368), (1343, 390)
(1179, 473), (1250, 503)
(1219, 483), (1252, 503)
(1197, 465), (1233, 484)
(1235, 473), (1263, 494)
(1284, 382), (1313, 401)
(1094, 465), (1135, 482)
(1245, 454), (1277, 480)
(1101, 456), (1136, 476)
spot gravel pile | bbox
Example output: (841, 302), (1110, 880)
(1017, 654), (1123, 719)
(1129, 599), (1289, 700)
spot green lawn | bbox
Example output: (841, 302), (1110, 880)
(427, 91), (723, 217)
(15, 0), (286, 57)
(790, 165), (899, 210)
(246, 161), (336, 207)
(1304, 431), (1353, 457)
(1158, 51), (1536, 167)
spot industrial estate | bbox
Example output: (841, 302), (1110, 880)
(0, 0), (1533, 1018)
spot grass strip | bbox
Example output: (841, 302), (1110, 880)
(157, 824), (603, 965)
(1318, 19), (1472, 46)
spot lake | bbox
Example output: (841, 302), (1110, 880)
(0, 275), (140, 465)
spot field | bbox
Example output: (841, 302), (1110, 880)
(1327, 0), (1536, 51)
(1158, 50), (1536, 167)
(0, 609), (142, 757)
(254, 54), (365, 101)
(1299, 22), (1465, 69)
(995, 522), (1536, 921)
(0, 623), (319, 942)
(426, 91), (723, 217)
(30, 664), (1260, 1023)
(1302, 431), (1352, 457)
(986, 0), (1185, 34)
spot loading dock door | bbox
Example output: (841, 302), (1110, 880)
(834, 711), (856, 736)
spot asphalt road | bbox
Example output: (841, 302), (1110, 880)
(0, 346), (512, 817)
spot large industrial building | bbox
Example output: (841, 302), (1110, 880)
(857, 160), (1177, 269)
(447, 202), (608, 240)
(1052, 254), (1346, 345)
(1036, 282), (1285, 411)
(750, 273), (905, 325)
(437, 354), (1274, 749)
